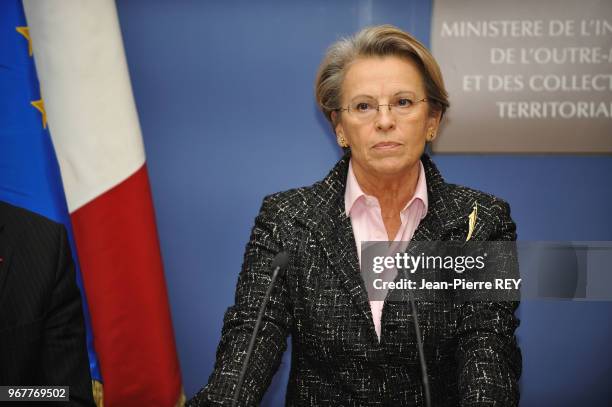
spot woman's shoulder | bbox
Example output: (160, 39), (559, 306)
(258, 180), (330, 220)
(421, 153), (512, 217)
(445, 182), (511, 212)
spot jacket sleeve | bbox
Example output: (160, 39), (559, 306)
(456, 200), (522, 406)
(188, 196), (293, 406)
(39, 224), (95, 407)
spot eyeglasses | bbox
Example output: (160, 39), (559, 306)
(336, 96), (428, 122)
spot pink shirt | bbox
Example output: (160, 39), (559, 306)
(344, 159), (428, 341)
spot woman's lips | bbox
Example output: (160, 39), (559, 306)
(373, 142), (401, 150)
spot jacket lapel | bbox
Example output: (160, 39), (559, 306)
(412, 154), (473, 243)
(300, 154), (378, 342)
(322, 209), (375, 332)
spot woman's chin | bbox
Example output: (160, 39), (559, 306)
(368, 157), (417, 177)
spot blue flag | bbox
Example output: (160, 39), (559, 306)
(0, 0), (102, 382)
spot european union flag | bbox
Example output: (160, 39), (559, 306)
(0, 0), (102, 383)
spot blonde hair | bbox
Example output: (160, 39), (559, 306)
(315, 25), (449, 128)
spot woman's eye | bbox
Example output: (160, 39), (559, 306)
(397, 98), (414, 107)
(355, 102), (371, 111)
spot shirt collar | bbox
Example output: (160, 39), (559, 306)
(344, 158), (429, 218)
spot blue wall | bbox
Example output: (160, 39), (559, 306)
(115, 1), (612, 405)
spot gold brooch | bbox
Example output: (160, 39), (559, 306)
(466, 201), (478, 241)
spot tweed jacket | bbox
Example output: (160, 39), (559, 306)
(190, 153), (522, 406)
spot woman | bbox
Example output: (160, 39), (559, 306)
(189, 25), (521, 406)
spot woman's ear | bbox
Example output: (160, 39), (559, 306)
(426, 110), (442, 141)
(331, 111), (349, 148)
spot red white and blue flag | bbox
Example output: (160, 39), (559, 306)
(1, 0), (183, 405)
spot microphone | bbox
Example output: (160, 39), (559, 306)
(408, 291), (431, 407)
(232, 251), (290, 407)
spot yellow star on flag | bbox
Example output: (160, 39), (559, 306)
(31, 99), (48, 129)
(16, 26), (33, 56)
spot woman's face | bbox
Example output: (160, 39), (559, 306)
(334, 55), (440, 179)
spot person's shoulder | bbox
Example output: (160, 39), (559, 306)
(445, 183), (511, 211)
(0, 200), (64, 229)
(423, 154), (511, 218)
(260, 153), (350, 214)
(258, 183), (320, 218)
(0, 201), (65, 245)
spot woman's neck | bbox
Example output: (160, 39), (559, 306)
(351, 160), (421, 240)
(352, 160), (420, 212)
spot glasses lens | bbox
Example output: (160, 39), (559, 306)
(349, 98), (377, 120)
(391, 96), (417, 115)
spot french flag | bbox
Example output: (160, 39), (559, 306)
(23, 1), (183, 406)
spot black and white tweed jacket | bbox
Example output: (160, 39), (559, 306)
(189, 153), (522, 406)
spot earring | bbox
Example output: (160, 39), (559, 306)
(427, 131), (435, 141)
(337, 134), (348, 148)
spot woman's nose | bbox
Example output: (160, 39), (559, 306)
(375, 106), (396, 131)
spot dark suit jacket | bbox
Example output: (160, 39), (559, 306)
(189, 153), (522, 406)
(0, 201), (95, 406)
